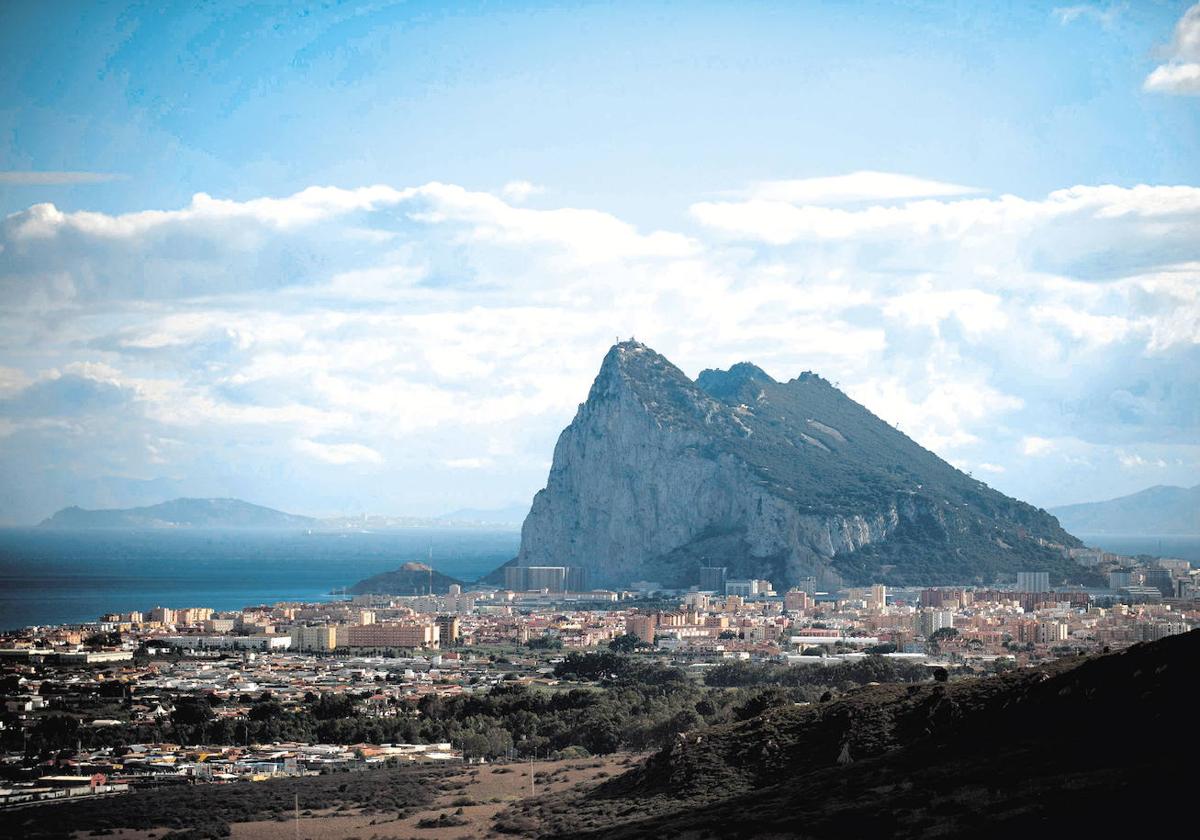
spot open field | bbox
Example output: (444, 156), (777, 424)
(228, 756), (633, 840)
(15, 755), (636, 840)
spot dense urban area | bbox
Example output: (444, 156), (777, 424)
(1, 544), (1195, 822)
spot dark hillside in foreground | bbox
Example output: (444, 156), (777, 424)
(515, 630), (1195, 839)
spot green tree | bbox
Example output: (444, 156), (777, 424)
(171, 697), (215, 727)
(526, 635), (563, 650)
(608, 633), (646, 653)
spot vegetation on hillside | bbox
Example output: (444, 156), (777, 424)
(502, 631), (1196, 839)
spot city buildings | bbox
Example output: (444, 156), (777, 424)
(504, 565), (588, 592)
(699, 566), (727, 592)
(0, 542), (1194, 783)
(342, 622), (440, 649)
(1016, 572), (1050, 593)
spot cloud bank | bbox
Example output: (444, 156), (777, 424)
(1144, 3), (1200, 94)
(0, 175), (1197, 523)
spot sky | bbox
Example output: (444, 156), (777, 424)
(0, 0), (1198, 525)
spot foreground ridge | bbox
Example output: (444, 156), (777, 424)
(516, 630), (1196, 839)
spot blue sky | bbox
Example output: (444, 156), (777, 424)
(0, 1), (1198, 524)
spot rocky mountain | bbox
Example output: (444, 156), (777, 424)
(38, 498), (316, 530)
(349, 562), (464, 596)
(1050, 484), (1200, 535)
(523, 630), (1195, 839)
(505, 341), (1088, 589)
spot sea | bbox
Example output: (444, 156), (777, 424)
(0, 528), (520, 630)
(1074, 534), (1200, 564)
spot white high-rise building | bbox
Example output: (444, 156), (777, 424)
(869, 584), (887, 609)
(1017, 571), (1050, 593)
(918, 609), (955, 637)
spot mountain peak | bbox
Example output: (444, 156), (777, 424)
(696, 362), (775, 400)
(513, 344), (1090, 589)
(599, 340), (670, 375)
(590, 341), (700, 409)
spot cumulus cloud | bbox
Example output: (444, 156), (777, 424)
(500, 181), (544, 203)
(1022, 436), (1055, 456)
(0, 173), (1197, 522)
(1116, 450), (1168, 469)
(1144, 3), (1200, 94)
(745, 171), (980, 205)
(690, 185), (1200, 258)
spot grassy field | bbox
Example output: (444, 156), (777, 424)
(2, 755), (634, 840)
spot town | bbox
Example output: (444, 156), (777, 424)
(1, 544), (1195, 811)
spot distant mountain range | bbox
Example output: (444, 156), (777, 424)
(1050, 484), (1200, 536)
(437, 504), (529, 527)
(500, 341), (1091, 589)
(39, 498), (317, 530)
(37, 497), (527, 531)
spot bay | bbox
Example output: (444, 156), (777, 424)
(0, 528), (519, 629)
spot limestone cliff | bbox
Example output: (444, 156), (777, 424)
(507, 342), (1087, 589)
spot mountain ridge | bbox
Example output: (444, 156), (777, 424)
(520, 630), (1195, 839)
(38, 497), (317, 530)
(36, 498), (529, 531)
(506, 341), (1090, 588)
(1050, 483), (1199, 535)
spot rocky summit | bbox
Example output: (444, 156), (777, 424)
(506, 341), (1089, 590)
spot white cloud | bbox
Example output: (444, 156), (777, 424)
(0, 366), (30, 393)
(690, 184), (1200, 249)
(1144, 62), (1200, 94)
(1031, 305), (1135, 345)
(977, 462), (1007, 474)
(1053, 5), (1120, 29)
(883, 284), (1008, 339)
(850, 374), (1023, 454)
(1022, 436), (1055, 456)
(1144, 3), (1200, 95)
(293, 438), (383, 465)
(1116, 450), (1167, 469)
(500, 180), (544, 203)
(1, 172), (1196, 522)
(745, 171), (979, 205)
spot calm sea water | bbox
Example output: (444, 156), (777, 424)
(0, 528), (519, 630)
(1075, 534), (1200, 564)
